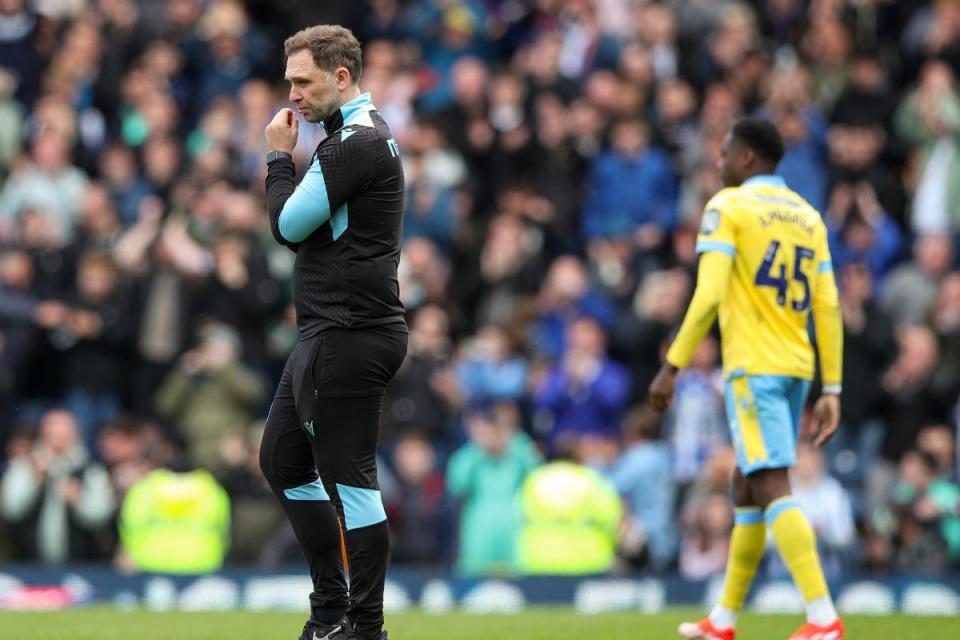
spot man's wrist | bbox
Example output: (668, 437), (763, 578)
(266, 150), (293, 164)
(822, 384), (842, 395)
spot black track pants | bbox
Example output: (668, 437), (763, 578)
(259, 326), (407, 639)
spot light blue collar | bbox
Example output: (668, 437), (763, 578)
(339, 92), (375, 126)
(743, 174), (786, 188)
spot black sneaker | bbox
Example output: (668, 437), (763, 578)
(298, 618), (350, 640)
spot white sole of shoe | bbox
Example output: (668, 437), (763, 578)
(677, 622), (724, 640)
(789, 631), (842, 640)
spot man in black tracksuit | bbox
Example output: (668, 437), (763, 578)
(261, 25), (407, 640)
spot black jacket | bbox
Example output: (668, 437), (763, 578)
(265, 93), (406, 338)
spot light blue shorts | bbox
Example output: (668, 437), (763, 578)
(724, 373), (811, 475)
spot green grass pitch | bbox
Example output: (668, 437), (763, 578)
(1, 608), (959, 639)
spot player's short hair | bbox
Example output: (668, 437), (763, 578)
(284, 25), (363, 84)
(731, 116), (785, 166)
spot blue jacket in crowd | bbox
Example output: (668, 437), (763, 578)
(581, 147), (679, 240)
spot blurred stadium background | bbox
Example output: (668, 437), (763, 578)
(1, 0), (960, 630)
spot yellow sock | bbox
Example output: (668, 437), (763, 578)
(717, 508), (767, 611)
(766, 496), (829, 602)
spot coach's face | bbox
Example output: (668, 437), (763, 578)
(285, 49), (349, 123)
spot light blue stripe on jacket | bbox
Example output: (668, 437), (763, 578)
(278, 155), (331, 243)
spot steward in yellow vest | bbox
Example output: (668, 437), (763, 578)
(120, 468), (230, 574)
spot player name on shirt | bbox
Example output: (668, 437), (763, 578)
(757, 208), (816, 235)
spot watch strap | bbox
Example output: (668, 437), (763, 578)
(266, 150), (293, 164)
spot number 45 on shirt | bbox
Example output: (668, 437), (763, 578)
(755, 240), (815, 312)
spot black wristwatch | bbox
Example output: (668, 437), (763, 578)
(266, 150), (293, 164)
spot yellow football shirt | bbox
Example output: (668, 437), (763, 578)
(666, 175), (842, 390)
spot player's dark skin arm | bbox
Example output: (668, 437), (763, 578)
(648, 363), (679, 412)
(648, 258), (727, 412)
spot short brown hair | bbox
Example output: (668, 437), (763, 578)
(284, 25), (362, 83)
(78, 251), (117, 277)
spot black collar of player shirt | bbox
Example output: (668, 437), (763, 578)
(323, 109), (344, 134)
(322, 92), (375, 134)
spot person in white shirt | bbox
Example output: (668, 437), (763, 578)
(790, 440), (856, 571)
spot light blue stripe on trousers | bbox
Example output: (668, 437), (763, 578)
(337, 484), (386, 530)
(283, 477), (330, 501)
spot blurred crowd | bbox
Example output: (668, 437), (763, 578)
(1, 0), (960, 578)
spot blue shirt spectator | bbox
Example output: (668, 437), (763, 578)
(826, 183), (903, 284)
(609, 407), (677, 571)
(408, 1), (493, 111)
(0, 2), (39, 106)
(581, 118), (679, 241)
(534, 317), (631, 447)
(402, 129), (467, 253)
(404, 182), (456, 252)
(661, 338), (728, 485)
(773, 107), (830, 213)
(189, 3), (270, 119)
(98, 145), (151, 227)
(530, 256), (617, 360)
(455, 325), (527, 408)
